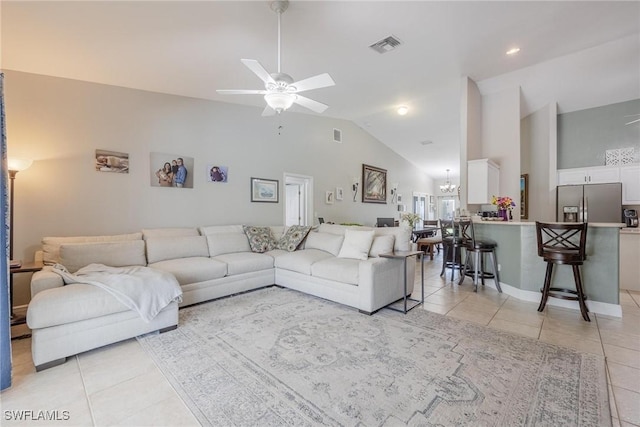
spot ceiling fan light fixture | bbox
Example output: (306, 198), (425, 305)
(265, 92), (296, 113)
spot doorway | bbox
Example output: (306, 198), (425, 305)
(284, 173), (313, 226)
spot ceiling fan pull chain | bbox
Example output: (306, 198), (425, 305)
(277, 8), (281, 74)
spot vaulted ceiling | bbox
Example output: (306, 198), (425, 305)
(2, 1), (639, 180)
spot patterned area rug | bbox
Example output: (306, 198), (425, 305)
(138, 287), (610, 426)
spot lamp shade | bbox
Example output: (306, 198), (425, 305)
(264, 93), (295, 113)
(8, 157), (33, 172)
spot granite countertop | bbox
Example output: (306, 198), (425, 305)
(472, 218), (625, 228)
(621, 228), (640, 234)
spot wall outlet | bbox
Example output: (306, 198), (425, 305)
(497, 264), (501, 272)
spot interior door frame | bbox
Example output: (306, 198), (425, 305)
(283, 172), (314, 226)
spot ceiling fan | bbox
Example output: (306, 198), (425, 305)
(216, 0), (335, 116)
(625, 114), (640, 125)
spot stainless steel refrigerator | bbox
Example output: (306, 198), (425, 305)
(556, 183), (622, 223)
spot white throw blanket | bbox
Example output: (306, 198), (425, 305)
(51, 263), (182, 322)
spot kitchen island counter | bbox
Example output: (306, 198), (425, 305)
(472, 220), (622, 317)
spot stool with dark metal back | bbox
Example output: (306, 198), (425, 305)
(440, 219), (468, 281)
(458, 220), (502, 293)
(535, 221), (590, 321)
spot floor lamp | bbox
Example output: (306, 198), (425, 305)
(7, 157), (32, 323)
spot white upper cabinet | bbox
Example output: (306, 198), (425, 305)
(467, 159), (500, 204)
(620, 165), (640, 204)
(557, 166), (620, 185)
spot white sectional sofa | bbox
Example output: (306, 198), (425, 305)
(27, 224), (414, 370)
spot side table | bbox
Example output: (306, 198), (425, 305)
(380, 250), (424, 313)
(10, 261), (43, 327)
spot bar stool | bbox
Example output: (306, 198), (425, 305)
(535, 221), (589, 321)
(439, 219), (468, 281)
(458, 221), (502, 293)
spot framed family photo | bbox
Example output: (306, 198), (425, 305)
(251, 177), (279, 203)
(96, 149), (129, 173)
(150, 152), (194, 188)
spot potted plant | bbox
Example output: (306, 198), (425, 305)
(400, 212), (421, 229)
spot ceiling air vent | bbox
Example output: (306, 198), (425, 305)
(369, 35), (402, 54)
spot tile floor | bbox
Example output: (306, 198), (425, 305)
(2, 254), (639, 426)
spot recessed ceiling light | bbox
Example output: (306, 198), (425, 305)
(397, 106), (409, 116)
(506, 47), (521, 56)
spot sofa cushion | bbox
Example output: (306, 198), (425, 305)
(59, 241), (146, 273)
(318, 223), (374, 235)
(311, 258), (360, 285)
(374, 226), (412, 252)
(149, 257), (227, 285)
(304, 232), (344, 256)
(243, 226), (276, 253)
(42, 232), (142, 265)
(276, 225), (312, 251)
(200, 225), (252, 256)
(274, 249), (334, 275)
(142, 228), (200, 240)
(145, 236), (209, 264)
(369, 234), (396, 257)
(28, 283), (131, 328)
(213, 252), (274, 275)
(337, 229), (375, 260)
(208, 233), (251, 257)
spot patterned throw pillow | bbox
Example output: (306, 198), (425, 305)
(277, 225), (312, 252)
(242, 226), (276, 253)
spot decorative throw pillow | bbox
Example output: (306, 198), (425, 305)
(277, 225), (312, 251)
(242, 226), (276, 253)
(337, 229), (376, 260)
(369, 234), (395, 257)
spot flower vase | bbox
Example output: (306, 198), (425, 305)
(498, 208), (509, 221)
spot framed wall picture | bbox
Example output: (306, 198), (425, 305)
(520, 174), (529, 219)
(326, 191), (334, 204)
(335, 187), (344, 201)
(207, 165), (228, 182)
(362, 164), (387, 204)
(150, 152), (194, 188)
(251, 177), (279, 203)
(96, 149), (129, 173)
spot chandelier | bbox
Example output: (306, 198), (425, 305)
(440, 169), (457, 193)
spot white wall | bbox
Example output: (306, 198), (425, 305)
(460, 77), (483, 212)
(521, 103), (557, 221)
(480, 86), (521, 211)
(6, 70), (432, 304)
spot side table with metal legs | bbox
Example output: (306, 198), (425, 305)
(380, 250), (424, 313)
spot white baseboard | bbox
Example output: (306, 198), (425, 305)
(480, 281), (622, 318)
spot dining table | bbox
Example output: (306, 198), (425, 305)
(411, 226), (438, 243)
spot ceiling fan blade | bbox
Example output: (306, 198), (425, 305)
(294, 95), (329, 114)
(625, 118), (640, 125)
(290, 73), (335, 93)
(261, 105), (276, 117)
(216, 89), (267, 95)
(241, 59), (275, 85)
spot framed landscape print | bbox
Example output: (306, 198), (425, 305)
(362, 164), (387, 204)
(251, 177), (279, 203)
